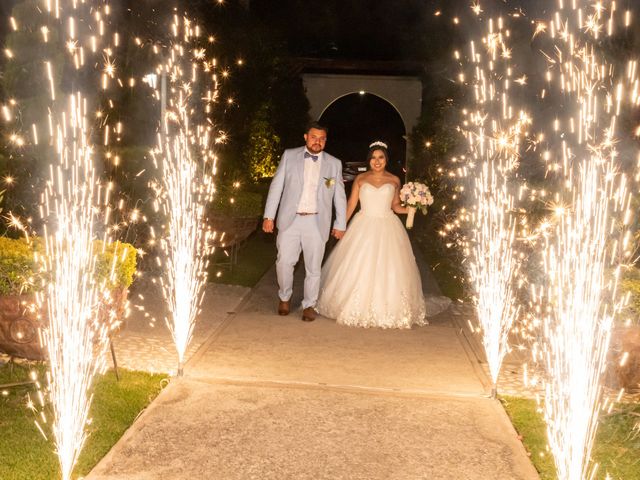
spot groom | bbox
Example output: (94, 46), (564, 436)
(262, 122), (347, 321)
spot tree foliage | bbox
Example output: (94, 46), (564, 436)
(407, 90), (467, 299)
(245, 103), (281, 181)
(0, 0), (68, 223)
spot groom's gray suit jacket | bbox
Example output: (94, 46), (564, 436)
(264, 146), (347, 242)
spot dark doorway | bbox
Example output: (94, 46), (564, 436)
(319, 93), (406, 181)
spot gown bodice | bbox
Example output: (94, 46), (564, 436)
(359, 183), (395, 218)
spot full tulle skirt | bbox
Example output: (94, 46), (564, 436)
(317, 211), (427, 329)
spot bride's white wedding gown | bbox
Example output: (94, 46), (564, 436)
(317, 182), (427, 328)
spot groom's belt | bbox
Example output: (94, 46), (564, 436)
(296, 212), (317, 216)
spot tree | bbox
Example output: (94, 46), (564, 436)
(203, 5), (309, 181)
(0, 0), (66, 222)
(245, 102), (281, 181)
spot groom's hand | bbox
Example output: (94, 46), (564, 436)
(263, 218), (275, 233)
(332, 229), (345, 240)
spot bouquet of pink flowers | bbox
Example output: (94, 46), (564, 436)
(399, 181), (434, 229)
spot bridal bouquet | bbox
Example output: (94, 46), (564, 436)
(400, 181), (433, 229)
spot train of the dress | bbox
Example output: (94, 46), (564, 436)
(424, 294), (452, 318)
(318, 290), (452, 328)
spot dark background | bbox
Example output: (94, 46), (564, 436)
(1, 0), (639, 212)
(0, 0), (462, 165)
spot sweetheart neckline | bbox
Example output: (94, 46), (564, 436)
(360, 182), (395, 190)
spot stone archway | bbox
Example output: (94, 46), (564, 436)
(302, 72), (423, 156)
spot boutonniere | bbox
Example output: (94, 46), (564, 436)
(324, 177), (336, 188)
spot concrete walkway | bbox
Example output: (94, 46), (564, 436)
(87, 254), (539, 480)
(110, 282), (251, 374)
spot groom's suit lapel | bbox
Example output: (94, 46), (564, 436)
(317, 154), (331, 202)
(294, 148), (305, 183)
(292, 148), (305, 210)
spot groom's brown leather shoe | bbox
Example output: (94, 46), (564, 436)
(301, 307), (317, 322)
(278, 300), (290, 316)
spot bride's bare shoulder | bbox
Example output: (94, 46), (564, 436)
(355, 172), (370, 184)
(387, 173), (401, 187)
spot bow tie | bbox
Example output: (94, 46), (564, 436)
(304, 152), (319, 161)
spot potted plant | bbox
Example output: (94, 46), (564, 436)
(609, 267), (640, 391)
(0, 237), (136, 360)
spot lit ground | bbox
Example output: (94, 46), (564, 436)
(88, 265), (539, 479)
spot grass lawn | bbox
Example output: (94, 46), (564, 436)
(501, 396), (640, 479)
(0, 362), (167, 480)
(209, 229), (276, 287)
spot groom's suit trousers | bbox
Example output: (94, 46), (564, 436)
(276, 214), (325, 309)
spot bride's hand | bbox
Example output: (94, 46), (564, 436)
(332, 228), (345, 240)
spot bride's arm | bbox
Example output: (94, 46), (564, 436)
(346, 176), (361, 222)
(391, 178), (409, 214)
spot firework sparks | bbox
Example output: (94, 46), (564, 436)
(446, 1), (638, 475)
(468, 160), (521, 390)
(530, 2), (637, 478)
(37, 93), (117, 480)
(0, 1), (123, 478)
(459, 12), (530, 395)
(150, 16), (218, 375)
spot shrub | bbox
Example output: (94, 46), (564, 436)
(244, 103), (281, 181)
(0, 237), (37, 295)
(210, 185), (264, 218)
(94, 240), (138, 290)
(0, 237), (137, 296)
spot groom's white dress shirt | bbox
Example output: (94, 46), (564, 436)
(297, 149), (322, 213)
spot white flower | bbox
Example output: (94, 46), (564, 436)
(324, 177), (336, 188)
(400, 181), (434, 213)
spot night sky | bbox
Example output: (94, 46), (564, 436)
(0, 0), (466, 183)
(249, 0), (460, 62)
(0, 0), (536, 61)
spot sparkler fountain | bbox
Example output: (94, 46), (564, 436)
(0, 0), (225, 475)
(530, 2), (637, 478)
(457, 12), (530, 398)
(2, 1), (125, 478)
(150, 16), (219, 376)
(37, 92), (115, 480)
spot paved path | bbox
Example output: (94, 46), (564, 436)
(88, 256), (540, 480)
(109, 282), (250, 374)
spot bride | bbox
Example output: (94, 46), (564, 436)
(316, 141), (427, 329)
